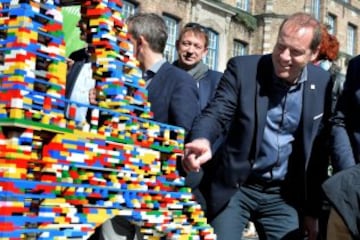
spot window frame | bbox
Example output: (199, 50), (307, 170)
(233, 39), (248, 57)
(122, 0), (137, 19)
(236, 0), (250, 12)
(311, 0), (321, 20)
(204, 28), (219, 70)
(347, 23), (357, 55)
(327, 13), (337, 35)
(163, 14), (179, 63)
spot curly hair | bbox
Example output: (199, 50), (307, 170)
(317, 24), (339, 61)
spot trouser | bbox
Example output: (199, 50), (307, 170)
(210, 181), (301, 240)
(87, 216), (142, 240)
(327, 208), (352, 240)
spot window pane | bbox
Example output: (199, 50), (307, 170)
(163, 16), (178, 63)
(347, 24), (357, 55)
(233, 40), (248, 57)
(311, 0), (321, 20)
(122, 0), (136, 19)
(204, 30), (218, 70)
(236, 0), (249, 11)
(327, 14), (336, 35)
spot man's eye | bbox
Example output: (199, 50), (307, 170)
(277, 44), (286, 51)
(290, 49), (303, 56)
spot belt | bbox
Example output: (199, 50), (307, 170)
(244, 175), (284, 189)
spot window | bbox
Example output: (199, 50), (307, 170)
(233, 40), (248, 57)
(311, 0), (321, 20)
(347, 23), (357, 55)
(204, 29), (218, 70)
(163, 15), (178, 63)
(122, 0), (137, 19)
(236, 0), (250, 12)
(327, 13), (337, 35)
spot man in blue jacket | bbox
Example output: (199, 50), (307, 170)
(183, 12), (333, 240)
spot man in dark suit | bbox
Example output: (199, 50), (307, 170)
(183, 12), (332, 240)
(89, 13), (200, 239)
(173, 22), (222, 111)
(328, 54), (360, 169)
(322, 54), (360, 240)
(126, 13), (200, 133)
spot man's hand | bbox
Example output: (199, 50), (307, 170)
(89, 88), (98, 105)
(303, 216), (318, 240)
(183, 138), (212, 172)
(66, 58), (74, 69)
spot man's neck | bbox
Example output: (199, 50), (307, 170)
(142, 52), (164, 71)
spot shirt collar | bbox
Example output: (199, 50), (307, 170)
(146, 58), (166, 76)
(273, 65), (308, 89)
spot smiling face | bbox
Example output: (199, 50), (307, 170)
(176, 30), (208, 70)
(272, 23), (319, 84)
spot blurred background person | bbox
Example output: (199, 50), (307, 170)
(310, 24), (346, 240)
(322, 51), (360, 240)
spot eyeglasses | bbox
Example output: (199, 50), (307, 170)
(184, 22), (209, 34)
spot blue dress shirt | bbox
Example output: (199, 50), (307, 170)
(252, 68), (307, 181)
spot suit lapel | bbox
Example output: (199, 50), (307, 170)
(302, 72), (318, 168)
(255, 56), (272, 155)
(199, 76), (211, 110)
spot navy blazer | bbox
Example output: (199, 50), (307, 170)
(331, 55), (360, 169)
(322, 163), (360, 239)
(189, 54), (332, 218)
(147, 62), (200, 133)
(198, 70), (222, 110)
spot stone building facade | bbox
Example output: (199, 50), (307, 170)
(126, 0), (360, 73)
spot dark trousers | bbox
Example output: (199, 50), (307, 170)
(210, 181), (301, 240)
(87, 216), (140, 240)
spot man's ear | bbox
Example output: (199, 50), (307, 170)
(138, 35), (149, 49)
(202, 48), (209, 58)
(175, 40), (180, 50)
(310, 46), (320, 62)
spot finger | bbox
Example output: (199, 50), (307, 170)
(183, 153), (200, 172)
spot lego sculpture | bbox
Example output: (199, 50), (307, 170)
(0, 0), (216, 239)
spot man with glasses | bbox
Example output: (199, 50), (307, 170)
(174, 22), (222, 110)
(173, 22), (223, 214)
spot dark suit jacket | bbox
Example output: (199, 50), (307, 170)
(189, 54), (332, 219)
(147, 62), (200, 133)
(322, 163), (360, 239)
(198, 70), (222, 110)
(330, 54), (360, 169)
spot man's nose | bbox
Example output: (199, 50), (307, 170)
(280, 48), (291, 60)
(186, 44), (196, 52)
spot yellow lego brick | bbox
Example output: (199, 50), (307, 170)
(9, 108), (24, 118)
